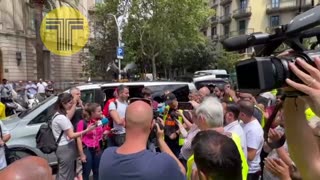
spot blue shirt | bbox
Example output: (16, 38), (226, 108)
(99, 147), (186, 180)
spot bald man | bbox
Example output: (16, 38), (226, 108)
(99, 101), (185, 180)
(0, 156), (52, 180)
(190, 86), (211, 108)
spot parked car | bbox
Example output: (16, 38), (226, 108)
(3, 81), (195, 166)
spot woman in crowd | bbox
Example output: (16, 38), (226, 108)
(52, 93), (96, 180)
(77, 103), (105, 180)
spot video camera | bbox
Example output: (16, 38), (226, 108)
(223, 5), (320, 95)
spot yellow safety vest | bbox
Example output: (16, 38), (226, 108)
(163, 105), (185, 146)
(305, 108), (316, 121)
(0, 102), (6, 120)
(186, 133), (248, 180)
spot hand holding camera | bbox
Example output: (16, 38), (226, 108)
(155, 118), (164, 139)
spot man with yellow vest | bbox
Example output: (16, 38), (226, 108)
(163, 93), (184, 157)
(186, 97), (248, 180)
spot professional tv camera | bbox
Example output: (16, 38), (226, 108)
(223, 5), (320, 95)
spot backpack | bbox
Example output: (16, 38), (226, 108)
(35, 114), (64, 154)
(102, 98), (117, 129)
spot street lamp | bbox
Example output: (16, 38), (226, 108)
(107, 13), (122, 80)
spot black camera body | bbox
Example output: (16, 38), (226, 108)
(223, 5), (320, 95)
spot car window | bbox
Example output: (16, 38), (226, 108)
(81, 90), (95, 103)
(18, 96), (56, 119)
(148, 84), (190, 103)
(195, 80), (227, 90)
(28, 103), (55, 125)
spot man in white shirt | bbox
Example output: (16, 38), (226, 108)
(223, 102), (247, 158)
(238, 100), (264, 180)
(36, 79), (47, 101)
(109, 85), (129, 146)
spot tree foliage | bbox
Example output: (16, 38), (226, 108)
(215, 48), (243, 73)
(123, 0), (213, 78)
(81, 1), (121, 80)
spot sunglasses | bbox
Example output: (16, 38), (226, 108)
(129, 98), (152, 106)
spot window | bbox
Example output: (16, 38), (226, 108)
(270, 15), (280, 27)
(224, 5), (230, 16)
(224, 24), (230, 35)
(148, 84), (190, 102)
(271, 0), (280, 8)
(95, 0), (103, 4)
(28, 103), (55, 125)
(211, 26), (217, 37)
(239, 20), (246, 34)
(240, 0), (247, 9)
(81, 90), (96, 103)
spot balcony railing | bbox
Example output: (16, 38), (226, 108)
(220, 14), (232, 24)
(265, 26), (281, 33)
(220, 0), (232, 6)
(211, 16), (219, 24)
(233, 7), (252, 19)
(211, 0), (219, 7)
(230, 28), (254, 36)
(266, 0), (313, 14)
(212, 34), (219, 42)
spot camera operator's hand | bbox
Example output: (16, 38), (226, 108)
(268, 128), (283, 143)
(155, 119), (165, 139)
(265, 158), (291, 180)
(286, 57), (320, 117)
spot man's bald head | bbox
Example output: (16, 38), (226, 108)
(125, 101), (153, 133)
(0, 156), (52, 180)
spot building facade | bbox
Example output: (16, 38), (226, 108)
(0, 0), (98, 82)
(207, 0), (319, 52)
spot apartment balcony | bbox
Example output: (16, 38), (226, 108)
(219, 34), (230, 42)
(212, 34), (219, 42)
(220, 0), (232, 6)
(233, 7), (252, 19)
(230, 28), (254, 37)
(265, 26), (282, 34)
(266, 0), (313, 14)
(211, 0), (219, 8)
(220, 14), (232, 24)
(211, 16), (219, 25)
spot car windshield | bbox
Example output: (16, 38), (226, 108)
(18, 95), (57, 118)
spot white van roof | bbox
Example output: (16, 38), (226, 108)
(194, 69), (227, 77)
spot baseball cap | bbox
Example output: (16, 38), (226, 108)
(164, 93), (176, 105)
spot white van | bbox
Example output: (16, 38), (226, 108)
(193, 69), (228, 78)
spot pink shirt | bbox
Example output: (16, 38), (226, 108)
(77, 119), (104, 148)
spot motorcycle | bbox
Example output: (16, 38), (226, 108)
(27, 93), (39, 109)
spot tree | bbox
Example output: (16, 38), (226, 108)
(28, 0), (78, 79)
(123, 0), (212, 78)
(215, 48), (243, 73)
(81, 0), (132, 80)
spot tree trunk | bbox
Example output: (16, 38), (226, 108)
(164, 66), (167, 79)
(151, 56), (157, 80)
(34, 3), (44, 80)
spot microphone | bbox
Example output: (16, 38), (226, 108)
(96, 118), (109, 127)
(222, 35), (251, 51)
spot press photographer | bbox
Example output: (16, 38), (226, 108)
(223, 5), (320, 179)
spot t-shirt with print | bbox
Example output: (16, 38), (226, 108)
(99, 147), (186, 180)
(109, 99), (128, 134)
(242, 119), (264, 173)
(52, 113), (74, 146)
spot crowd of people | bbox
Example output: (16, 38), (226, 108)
(1, 57), (320, 180)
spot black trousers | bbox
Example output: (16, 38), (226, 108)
(247, 172), (261, 180)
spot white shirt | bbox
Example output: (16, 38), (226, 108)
(37, 82), (46, 93)
(224, 120), (247, 158)
(242, 119), (264, 173)
(0, 121), (10, 170)
(109, 99), (128, 134)
(52, 113), (74, 146)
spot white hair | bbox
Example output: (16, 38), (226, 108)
(195, 96), (224, 128)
